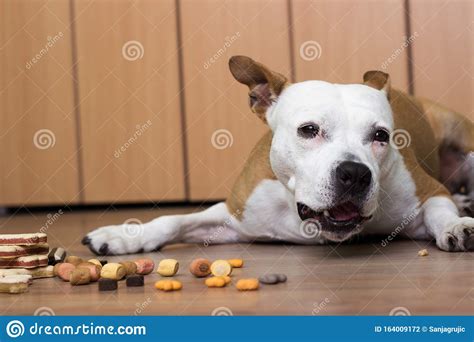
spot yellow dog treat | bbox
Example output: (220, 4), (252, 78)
(227, 259), (243, 268)
(100, 263), (126, 280)
(154, 280), (182, 291)
(88, 259), (102, 267)
(157, 259), (179, 277)
(418, 249), (429, 256)
(211, 260), (232, 277)
(205, 276), (231, 288)
(236, 278), (259, 291)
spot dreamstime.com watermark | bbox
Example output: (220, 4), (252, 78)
(312, 297), (330, 315)
(299, 40), (322, 61)
(203, 32), (240, 70)
(25, 32), (64, 70)
(122, 40), (144, 61)
(33, 129), (56, 150)
(381, 208), (419, 247)
(203, 209), (240, 247)
(114, 120), (152, 158)
(211, 129), (233, 150)
(381, 32), (419, 70)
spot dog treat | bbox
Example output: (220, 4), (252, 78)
(0, 243), (49, 259)
(126, 275), (144, 287)
(205, 276), (231, 288)
(65, 256), (83, 266)
(259, 273), (287, 285)
(154, 280), (182, 292)
(70, 268), (91, 285)
(418, 249), (429, 256)
(189, 258), (211, 277)
(98, 278), (117, 291)
(0, 254), (48, 269)
(57, 263), (76, 281)
(120, 261), (137, 276)
(53, 263), (62, 276)
(157, 259), (179, 277)
(88, 259), (102, 267)
(0, 275), (31, 294)
(77, 263), (101, 281)
(211, 260), (232, 277)
(0, 265), (54, 279)
(0, 233), (47, 246)
(236, 278), (259, 291)
(227, 259), (244, 268)
(100, 263), (126, 280)
(134, 258), (154, 275)
(47, 247), (66, 265)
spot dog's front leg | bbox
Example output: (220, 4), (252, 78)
(422, 196), (474, 251)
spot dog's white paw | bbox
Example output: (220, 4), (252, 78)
(82, 217), (176, 255)
(452, 194), (473, 217)
(436, 217), (474, 252)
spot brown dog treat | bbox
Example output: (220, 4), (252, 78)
(77, 263), (101, 281)
(98, 278), (117, 291)
(120, 261), (137, 275)
(0, 233), (47, 246)
(70, 268), (91, 285)
(65, 256), (83, 266)
(189, 258), (211, 278)
(47, 247), (66, 265)
(134, 258), (154, 275)
(53, 263), (62, 276)
(100, 263), (126, 280)
(0, 243), (49, 259)
(57, 263), (76, 281)
(126, 275), (144, 287)
(0, 275), (31, 293)
(0, 254), (48, 269)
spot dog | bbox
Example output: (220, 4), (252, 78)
(82, 55), (474, 255)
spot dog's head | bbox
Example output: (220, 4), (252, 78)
(229, 56), (397, 242)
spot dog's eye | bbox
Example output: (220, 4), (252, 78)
(373, 129), (389, 143)
(298, 124), (319, 139)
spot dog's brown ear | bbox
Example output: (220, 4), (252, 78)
(229, 56), (288, 122)
(363, 70), (391, 99)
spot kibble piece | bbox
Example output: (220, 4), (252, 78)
(157, 259), (179, 277)
(276, 274), (287, 283)
(134, 258), (154, 275)
(418, 249), (429, 256)
(77, 263), (101, 281)
(100, 263), (126, 280)
(189, 258), (211, 277)
(70, 268), (91, 285)
(210, 260), (232, 277)
(236, 278), (259, 291)
(227, 259), (243, 268)
(87, 259), (102, 267)
(126, 275), (144, 287)
(57, 263), (76, 282)
(65, 256), (83, 266)
(98, 278), (117, 291)
(120, 261), (138, 275)
(259, 274), (279, 284)
(154, 280), (182, 291)
(205, 276), (231, 288)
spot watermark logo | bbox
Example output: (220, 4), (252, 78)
(6, 320), (25, 338)
(299, 219), (322, 239)
(389, 128), (411, 150)
(25, 32), (64, 70)
(114, 120), (152, 158)
(203, 32), (241, 70)
(211, 307), (233, 316)
(299, 40), (322, 61)
(381, 32), (419, 70)
(34, 306), (55, 316)
(33, 129), (56, 150)
(211, 129), (233, 150)
(122, 218), (144, 239)
(122, 40), (144, 61)
(389, 306), (411, 316)
(312, 297), (330, 315)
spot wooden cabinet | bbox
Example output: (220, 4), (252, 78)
(0, 0), (80, 206)
(291, 0), (409, 90)
(73, 0), (186, 203)
(179, 0), (292, 200)
(410, 0), (473, 117)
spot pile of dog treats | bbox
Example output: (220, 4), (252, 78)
(0, 233), (56, 293)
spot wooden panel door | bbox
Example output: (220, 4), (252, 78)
(74, 0), (186, 204)
(0, 0), (80, 206)
(410, 0), (473, 117)
(292, 0), (409, 90)
(180, 0), (291, 200)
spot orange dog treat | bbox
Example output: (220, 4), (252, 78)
(210, 260), (232, 277)
(57, 263), (76, 282)
(100, 263), (126, 280)
(70, 268), (91, 285)
(236, 278), (259, 291)
(154, 280), (182, 292)
(227, 259), (243, 268)
(134, 258), (154, 275)
(205, 276), (231, 288)
(189, 258), (211, 278)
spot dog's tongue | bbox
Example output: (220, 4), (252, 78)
(328, 202), (360, 221)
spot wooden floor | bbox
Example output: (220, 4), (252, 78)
(0, 206), (473, 315)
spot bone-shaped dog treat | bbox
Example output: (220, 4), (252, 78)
(0, 275), (31, 293)
(0, 243), (49, 259)
(0, 233), (47, 246)
(0, 255), (48, 269)
(0, 265), (54, 279)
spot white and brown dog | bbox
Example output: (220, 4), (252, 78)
(82, 56), (474, 255)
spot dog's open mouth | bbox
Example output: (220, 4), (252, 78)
(297, 202), (371, 232)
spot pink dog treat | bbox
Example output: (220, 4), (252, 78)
(57, 263), (76, 281)
(0, 233), (47, 246)
(0, 255), (48, 269)
(0, 243), (49, 259)
(134, 258), (154, 275)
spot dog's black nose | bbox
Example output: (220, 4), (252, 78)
(335, 161), (372, 195)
